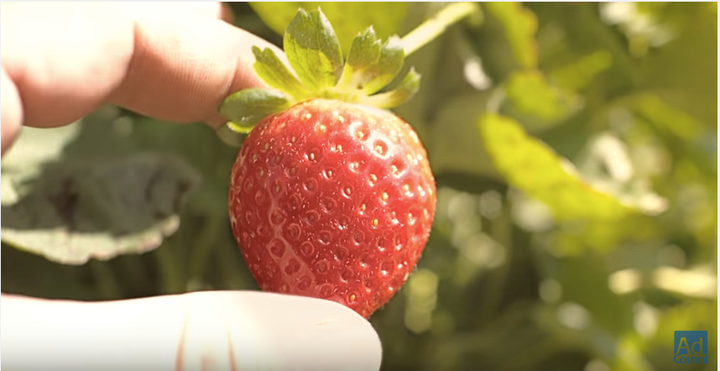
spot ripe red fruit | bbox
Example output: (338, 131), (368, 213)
(219, 7), (439, 318)
(228, 99), (435, 318)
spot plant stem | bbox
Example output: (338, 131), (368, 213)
(154, 238), (185, 294)
(400, 2), (480, 57)
(476, 206), (513, 325)
(189, 215), (224, 279)
(90, 261), (121, 300)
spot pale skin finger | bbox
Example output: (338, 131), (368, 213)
(1, 291), (383, 371)
(0, 2), (280, 155)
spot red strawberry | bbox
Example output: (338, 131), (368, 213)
(228, 99), (435, 318)
(220, 8), (436, 318)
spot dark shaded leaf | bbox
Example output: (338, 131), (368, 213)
(2, 154), (200, 265)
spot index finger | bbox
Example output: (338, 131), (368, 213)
(1, 3), (279, 131)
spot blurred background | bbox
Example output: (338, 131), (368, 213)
(1, 3), (716, 371)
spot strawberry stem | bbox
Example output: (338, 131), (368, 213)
(400, 2), (480, 57)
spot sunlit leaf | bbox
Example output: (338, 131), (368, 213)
(484, 2), (538, 68)
(613, 333), (654, 371)
(0, 124), (79, 170)
(339, 30), (405, 95)
(250, 2), (409, 55)
(361, 67), (420, 109)
(574, 132), (669, 217)
(632, 94), (704, 141)
(250, 46), (310, 102)
(338, 27), (383, 88)
(284, 8), (344, 90)
(478, 113), (633, 221)
(504, 70), (582, 123)
(550, 51), (613, 91)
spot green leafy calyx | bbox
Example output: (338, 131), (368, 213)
(219, 8), (421, 133)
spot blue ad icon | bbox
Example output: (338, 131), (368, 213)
(674, 331), (708, 364)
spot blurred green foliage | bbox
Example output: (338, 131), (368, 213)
(1, 3), (716, 371)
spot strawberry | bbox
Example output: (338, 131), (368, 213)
(220, 8), (436, 318)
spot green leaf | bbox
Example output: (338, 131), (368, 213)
(478, 113), (633, 221)
(251, 46), (309, 102)
(338, 29), (405, 95)
(337, 27), (382, 89)
(344, 27), (383, 71)
(219, 87), (291, 129)
(504, 70), (582, 124)
(361, 67), (421, 109)
(362, 36), (405, 95)
(632, 94), (704, 141)
(284, 8), (344, 90)
(484, 2), (538, 69)
(249, 2), (408, 56)
(1, 154), (200, 265)
(550, 51), (613, 91)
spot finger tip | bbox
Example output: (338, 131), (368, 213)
(191, 291), (383, 371)
(288, 296), (383, 371)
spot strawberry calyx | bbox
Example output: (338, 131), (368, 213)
(219, 8), (420, 136)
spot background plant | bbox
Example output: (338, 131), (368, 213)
(1, 3), (716, 371)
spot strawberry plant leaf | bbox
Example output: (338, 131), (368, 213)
(338, 28), (381, 88)
(484, 2), (538, 69)
(632, 94), (704, 141)
(362, 37), (405, 95)
(549, 51), (613, 92)
(503, 70), (582, 124)
(251, 46), (309, 102)
(249, 2), (408, 56)
(362, 67), (421, 109)
(284, 8), (344, 90)
(1, 154), (200, 265)
(478, 113), (633, 221)
(225, 121), (255, 135)
(344, 27), (382, 72)
(339, 29), (405, 96)
(219, 88), (291, 128)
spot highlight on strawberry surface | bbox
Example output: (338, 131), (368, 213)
(220, 6), (477, 318)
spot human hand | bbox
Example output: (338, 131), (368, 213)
(0, 3), (382, 370)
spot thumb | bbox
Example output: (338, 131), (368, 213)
(1, 291), (382, 371)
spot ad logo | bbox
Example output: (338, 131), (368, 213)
(674, 331), (708, 364)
